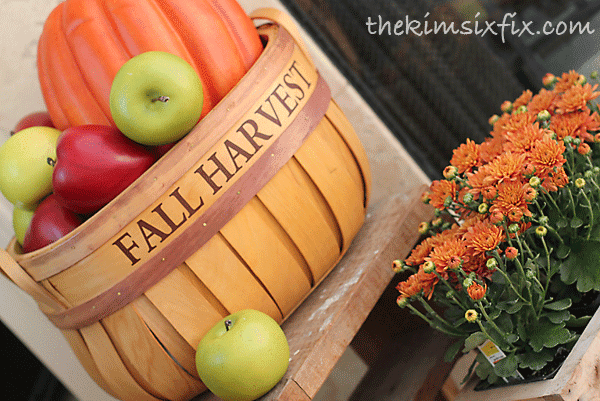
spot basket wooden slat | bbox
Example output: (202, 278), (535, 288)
(324, 101), (372, 206)
(143, 265), (228, 349)
(102, 306), (204, 400)
(61, 329), (118, 398)
(219, 196), (314, 316)
(79, 322), (162, 401)
(184, 234), (284, 323)
(132, 295), (200, 378)
(294, 118), (365, 251)
(255, 158), (341, 284)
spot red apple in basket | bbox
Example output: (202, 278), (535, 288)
(52, 125), (157, 215)
(22, 194), (83, 253)
(11, 111), (54, 135)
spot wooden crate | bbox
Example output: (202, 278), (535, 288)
(444, 305), (600, 401)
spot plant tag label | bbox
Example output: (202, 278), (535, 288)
(478, 339), (525, 382)
(478, 339), (506, 365)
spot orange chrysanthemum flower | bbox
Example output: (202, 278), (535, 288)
(425, 238), (469, 275)
(463, 220), (505, 255)
(503, 122), (547, 153)
(416, 265), (440, 299)
(405, 236), (434, 267)
(554, 70), (582, 93)
(396, 274), (423, 298)
(554, 83), (600, 114)
(528, 88), (557, 115)
(467, 282), (487, 301)
(450, 138), (481, 174)
(505, 246), (518, 260)
(428, 179), (457, 210)
(549, 110), (600, 141)
(512, 90), (533, 109)
(528, 137), (567, 189)
(490, 180), (533, 222)
(492, 112), (537, 139)
(482, 152), (528, 187)
(478, 136), (505, 163)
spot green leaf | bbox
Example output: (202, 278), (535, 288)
(559, 238), (600, 292)
(566, 315), (592, 328)
(491, 270), (506, 284)
(494, 354), (518, 378)
(495, 312), (514, 334)
(527, 318), (574, 352)
(544, 298), (572, 311)
(444, 340), (464, 362)
(517, 320), (528, 342)
(498, 300), (525, 314)
(463, 331), (487, 353)
(544, 310), (571, 324)
(506, 333), (519, 343)
(556, 244), (571, 259)
(517, 347), (554, 371)
(488, 307), (502, 320)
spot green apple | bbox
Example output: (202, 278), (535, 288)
(195, 309), (290, 401)
(0, 126), (61, 207)
(13, 204), (35, 246)
(109, 51), (203, 146)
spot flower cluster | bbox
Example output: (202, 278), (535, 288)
(394, 71), (600, 386)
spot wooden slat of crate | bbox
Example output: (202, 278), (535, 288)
(444, 303), (600, 401)
(194, 183), (434, 400)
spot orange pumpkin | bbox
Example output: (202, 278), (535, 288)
(37, 0), (263, 131)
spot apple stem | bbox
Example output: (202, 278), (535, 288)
(152, 95), (170, 103)
(47, 157), (56, 167)
(225, 319), (232, 331)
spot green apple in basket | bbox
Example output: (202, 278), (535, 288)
(109, 51), (204, 146)
(12, 204), (35, 246)
(196, 309), (290, 401)
(0, 126), (61, 208)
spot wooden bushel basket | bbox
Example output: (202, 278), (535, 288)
(0, 9), (371, 401)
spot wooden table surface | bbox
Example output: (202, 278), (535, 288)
(195, 185), (435, 400)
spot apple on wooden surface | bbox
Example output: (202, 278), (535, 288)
(11, 111), (54, 135)
(22, 194), (83, 253)
(13, 205), (35, 246)
(0, 126), (61, 208)
(196, 309), (290, 401)
(109, 51), (204, 146)
(52, 125), (157, 215)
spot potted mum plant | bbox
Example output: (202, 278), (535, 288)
(394, 70), (600, 398)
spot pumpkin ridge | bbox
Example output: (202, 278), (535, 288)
(62, 0), (131, 125)
(151, 0), (248, 116)
(145, 0), (220, 114)
(97, 0), (134, 59)
(44, 3), (112, 130)
(37, 7), (70, 130)
(206, 0), (262, 71)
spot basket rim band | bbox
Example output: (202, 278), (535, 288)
(44, 73), (331, 330)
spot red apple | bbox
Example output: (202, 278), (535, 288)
(12, 111), (54, 135)
(150, 142), (176, 159)
(52, 125), (157, 215)
(22, 194), (83, 253)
